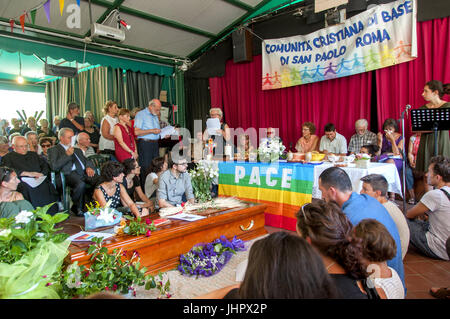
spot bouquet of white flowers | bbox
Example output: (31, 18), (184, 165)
(258, 138), (285, 162)
(189, 160), (219, 203)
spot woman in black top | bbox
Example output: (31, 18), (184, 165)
(122, 158), (154, 212)
(296, 200), (380, 299)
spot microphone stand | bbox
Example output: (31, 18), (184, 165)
(399, 106), (409, 215)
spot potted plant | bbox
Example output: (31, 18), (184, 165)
(0, 203), (70, 299)
(59, 237), (170, 299)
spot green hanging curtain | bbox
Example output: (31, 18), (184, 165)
(125, 70), (162, 109)
(174, 69), (186, 128)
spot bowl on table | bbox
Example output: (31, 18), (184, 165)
(310, 152), (325, 162)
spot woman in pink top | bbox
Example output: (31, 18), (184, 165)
(295, 122), (319, 153)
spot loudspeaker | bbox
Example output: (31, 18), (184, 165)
(232, 29), (253, 63)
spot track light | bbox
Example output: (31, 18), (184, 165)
(119, 19), (131, 30)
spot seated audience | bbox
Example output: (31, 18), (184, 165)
(99, 101), (119, 157)
(8, 118), (22, 135)
(354, 219), (405, 299)
(48, 128), (98, 216)
(295, 122), (319, 153)
(429, 238), (450, 299)
(145, 156), (168, 201)
(318, 167), (405, 288)
(21, 116), (38, 136)
(0, 119), (10, 136)
(360, 144), (380, 160)
(59, 102), (85, 135)
(0, 166), (35, 218)
(122, 158), (154, 212)
(376, 118), (414, 201)
(157, 156), (195, 208)
(360, 174), (410, 260)
(83, 115), (100, 151)
(75, 132), (96, 158)
(319, 123), (347, 156)
(25, 131), (39, 153)
(52, 115), (61, 135)
(0, 136), (9, 161)
(296, 200), (377, 299)
(39, 137), (54, 163)
(114, 108), (138, 163)
(84, 110), (100, 128)
(1, 136), (59, 215)
(37, 118), (57, 141)
(8, 132), (21, 144)
(348, 119), (377, 154)
(198, 232), (338, 299)
(406, 155), (450, 260)
(92, 161), (147, 218)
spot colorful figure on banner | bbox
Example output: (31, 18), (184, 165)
(311, 65), (324, 82)
(335, 57), (354, 77)
(323, 61), (338, 80)
(206, 138), (216, 160)
(300, 66), (314, 83)
(350, 53), (366, 73)
(281, 67), (292, 87)
(262, 73), (273, 90)
(380, 45), (396, 67)
(272, 71), (282, 89)
(363, 48), (381, 71)
(393, 41), (412, 63)
(290, 68), (302, 85)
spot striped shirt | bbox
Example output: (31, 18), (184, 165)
(348, 130), (377, 153)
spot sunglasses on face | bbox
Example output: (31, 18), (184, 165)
(41, 144), (52, 148)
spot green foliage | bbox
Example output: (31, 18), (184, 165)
(0, 203), (69, 264)
(59, 237), (171, 299)
(122, 216), (156, 237)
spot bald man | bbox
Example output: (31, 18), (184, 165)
(75, 132), (96, 157)
(1, 136), (59, 215)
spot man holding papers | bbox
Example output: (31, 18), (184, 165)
(1, 136), (59, 215)
(157, 156), (195, 208)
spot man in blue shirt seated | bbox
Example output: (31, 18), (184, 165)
(157, 155), (195, 208)
(318, 166), (405, 290)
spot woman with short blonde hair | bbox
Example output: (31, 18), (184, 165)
(99, 100), (119, 155)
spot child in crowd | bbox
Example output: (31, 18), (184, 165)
(354, 219), (405, 299)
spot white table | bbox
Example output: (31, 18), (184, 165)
(312, 162), (402, 199)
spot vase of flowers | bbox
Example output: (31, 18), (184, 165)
(178, 235), (246, 278)
(189, 160), (219, 203)
(355, 153), (371, 168)
(0, 203), (70, 299)
(258, 138), (286, 163)
(84, 200), (122, 231)
(59, 237), (171, 299)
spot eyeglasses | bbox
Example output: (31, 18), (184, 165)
(300, 203), (311, 222)
(41, 144), (51, 148)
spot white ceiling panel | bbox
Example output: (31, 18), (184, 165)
(122, 0), (247, 34)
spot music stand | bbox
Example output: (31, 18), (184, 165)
(411, 108), (450, 156)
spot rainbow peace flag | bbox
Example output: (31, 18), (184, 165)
(218, 161), (314, 231)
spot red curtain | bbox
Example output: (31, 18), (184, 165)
(376, 16), (450, 134)
(210, 54), (373, 148)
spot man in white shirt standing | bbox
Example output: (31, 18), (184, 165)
(319, 123), (347, 156)
(406, 156), (450, 260)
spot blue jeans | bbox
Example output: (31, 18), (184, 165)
(407, 219), (441, 259)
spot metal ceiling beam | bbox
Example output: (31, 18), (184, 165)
(188, 0), (274, 60)
(221, 0), (254, 11)
(84, 0), (126, 38)
(88, 0), (216, 38)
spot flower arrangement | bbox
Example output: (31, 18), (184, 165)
(59, 237), (171, 299)
(0, 203), (69, 264)
(189, 160), (219, 203)
(178, 235), (245, 278)
(355, 153), (371, 168)
(122, 216), (156, 237)
(84, 201), (122, 230)
(258, 138), (286, 162)
(0, 203), (71, 299)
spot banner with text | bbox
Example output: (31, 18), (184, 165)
(261, 0), (417, 90)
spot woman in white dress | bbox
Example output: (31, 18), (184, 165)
(99, 101), (119, 158)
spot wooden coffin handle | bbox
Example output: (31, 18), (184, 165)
(240, 220), (254, 231)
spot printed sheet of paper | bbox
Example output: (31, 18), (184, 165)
(167, 213), (206, 222)
(67, 231), (114, 242)
(21, 175), (47, 188)
(206, 118), (221, 136)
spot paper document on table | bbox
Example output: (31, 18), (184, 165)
(67, 231), (114, 242)
(160, 125), (178, 138)
(206, 118), (221, 136)
(167, 213), (206, 222)
(21, 175), (47, 188)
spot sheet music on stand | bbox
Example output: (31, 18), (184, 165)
(411, 108), (450, 131)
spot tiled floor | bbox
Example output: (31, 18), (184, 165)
(264, 225), (450, 299)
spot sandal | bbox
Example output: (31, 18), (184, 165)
(429, 287), (450, 299)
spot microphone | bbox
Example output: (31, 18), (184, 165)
(405, 104), (412, 117)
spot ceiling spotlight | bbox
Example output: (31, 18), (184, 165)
(119, 19), (131, 30)
(17, 75), (24, 84)
(179, 62), (188, 72)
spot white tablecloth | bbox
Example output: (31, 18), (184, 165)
(312, 162), (402, 199)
